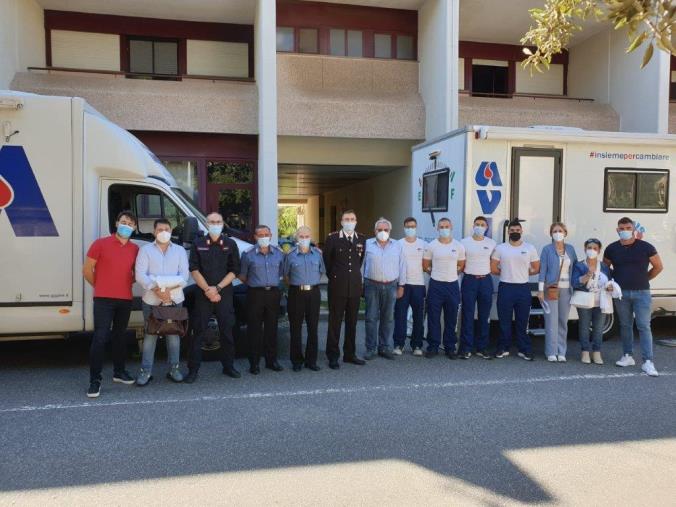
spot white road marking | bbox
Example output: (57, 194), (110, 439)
(0, 371), (672, 414)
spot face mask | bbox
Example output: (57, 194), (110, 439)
(404, 227), (416, 238)
(117, 224), (133, 239)
(257, 237), (271, 248)
(509, 232), (521, 242)
(618, 230), (633, 240)
(298, 238), (311, 249)
(376, 231), (390, 242)
(438, 228), (451, 238)
(156, 231), (171, 244)
(473, 226), (486, 237)
(208, 225), (223, 237)
(552, 232), (565, 242)
(586, 249), (598, 259)
(342, 222), (356, 233)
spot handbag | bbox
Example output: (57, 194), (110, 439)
(545, 253), (565, 301)
(146, 305), (189, 337)
(571, 290), (595, 309)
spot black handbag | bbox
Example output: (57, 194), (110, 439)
(146, 305), (189, 337)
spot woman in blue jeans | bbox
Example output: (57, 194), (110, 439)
(571, 238), (611, 364)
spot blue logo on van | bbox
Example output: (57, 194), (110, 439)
(0, 146), (58, 237)
(475, 161), (502, 214)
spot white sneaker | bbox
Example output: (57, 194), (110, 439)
(557, 355), (566, 363)
(393, 346), (403, 356)
(547, 355), (558, 362)
(641, 360), (659, 377)
(615, 354), (636, 367)
(413, 347), (423, 357)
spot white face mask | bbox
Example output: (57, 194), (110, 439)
(257, 237), (271, 248)
(156, 231), (171, 244)
(376, 231), (390, 242)
(552, 232), (565, 242)
(586, 249), (598, 259)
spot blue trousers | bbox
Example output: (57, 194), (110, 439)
(393, 284), (426, 349)
(364, 279), (397, 353)
(496, 282), (532, 354)
(615, 289), (654, 361)
(426, 278), (460, 352)
(460, 274), (493, 353)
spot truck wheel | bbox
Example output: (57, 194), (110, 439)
(601, 312), (617, 341)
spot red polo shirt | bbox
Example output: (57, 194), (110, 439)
(86, 235), (139, 300)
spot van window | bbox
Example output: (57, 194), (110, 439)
(604, 168), (669, 213)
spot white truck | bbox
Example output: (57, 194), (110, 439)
(411, 126), (675, 336)
(0, 91), (250, 341)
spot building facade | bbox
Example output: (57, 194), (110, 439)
(1, 0), (673, 241)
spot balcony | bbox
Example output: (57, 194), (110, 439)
(11, 68), (258, 134)
(277, 53), (424, 139)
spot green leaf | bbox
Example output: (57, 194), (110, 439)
(626, 31), (647, 52)
(640, 42), (654, 69)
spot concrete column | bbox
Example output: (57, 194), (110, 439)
(255, 0), (279, 240)
(418, 0), (459, 140)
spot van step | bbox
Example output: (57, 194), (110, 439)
(528, 328), (546, 336)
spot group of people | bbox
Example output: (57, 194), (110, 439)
(83, 209), (663, 398)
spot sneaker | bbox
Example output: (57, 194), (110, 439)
(183, 369), (198, 384)
(167, 364), (184, 383)
(458, 351), (471, 360)
(393, 346), (403, 356)
(518, 352), (534, 361)
(378, 350), (395, 360)
(547, 355), (558, 362)
(413, 347), (423, 357)
(581, 351), (591, 364)
(557, 355), (567, 363)
(592, 351), (604, 365)
(475, 350), (493, 360)
(364, 350), (377, 360)
(641, 360), (659, 377)
(494, 350), (509, 359)
(615, 354), (636, 367)
(113, 371), (135, 385)
(86, 380), (101, 398)
(136, 369), (152, 386)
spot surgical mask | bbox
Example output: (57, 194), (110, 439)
(509, 232), (521, 242)
(473, 226), (486, 237)
(156, 231), (171, 244)
(342, 222), (356, 233)
(552, 232), (565, 242)
(298, 238), (311, 249)
(257, 237), (271, 248)
(404, 227), (417, 238)
(376, 231), (390, 242)
(208, 224), (223, 237)
(618, 230), (633, 240)
(438, 228), (451, 238)
(586, 249), (598, 259)
(117, 224), (133, 239)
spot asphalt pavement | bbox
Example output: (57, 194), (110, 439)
(0, 318), (675, 506)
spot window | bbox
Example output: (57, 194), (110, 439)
(330, 29), (345, 56)
(207, 161), (254, 184)
(396, 35), (414, 60)
(472, 64), (509, 97)
(128, 38), (179, 78)
(329, 29), (363, 57)
(298, 28), (318, 54)
(374, 34), (392, 59)
(604, 169), (669, 213)
(206, 161), (256, 238)
(347, 30), (363, 57)
(422, 168), (450, 212)
(163, 160), (199, 203)
(277, 27), (294, 52)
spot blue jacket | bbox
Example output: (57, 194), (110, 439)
(539, 243), (578, 293)
(571, 261), (611, 292)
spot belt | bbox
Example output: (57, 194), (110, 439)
(290, 284), (317, 291)
(250, 286), (278, 291)
(366, 278), (396, 285)
(465, 274), (490, 279)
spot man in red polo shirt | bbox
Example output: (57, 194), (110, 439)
(83, 210), (139, 398)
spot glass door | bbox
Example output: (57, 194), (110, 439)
(206, 160), (257, 242)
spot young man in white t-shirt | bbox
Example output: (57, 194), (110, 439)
(423, 218), (466, 359)
(394, 217), (427, 356)
(459, 216), (496, 360)
(490, 220), (540, 360)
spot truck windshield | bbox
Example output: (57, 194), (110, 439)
(172, 187), (207, 226)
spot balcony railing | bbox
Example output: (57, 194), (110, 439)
(459, 89), (594, 102)
(27, 66), (254, 83)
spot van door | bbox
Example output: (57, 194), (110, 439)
(510, 148), (563, 248)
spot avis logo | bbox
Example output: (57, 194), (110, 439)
(0, 145), (58, 237)
(475, 161), (502, 214)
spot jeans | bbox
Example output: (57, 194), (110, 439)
(141, 302), (181, 372)
(460, 275), (493, 353)
(393, 284), (426, 349)
(577, 306), (603, 352)
(496, 282), (532, 354)
(543, 289), (571, 357)
(426, 278), (461, 352)
(364, 279), (397, 353)
(615, 289), (654, 361)
(90, 297), (132, 382)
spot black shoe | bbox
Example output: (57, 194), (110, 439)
(476, 349), (493, 360)
(328, 360), (340, 370)
(344, 356), (366, 365)
(518, 352), (534, 361)
(378, 350), (395, 360)
(445, 351), (458, 360)
(112, 370), (135, 385)
(458, 351), (472, 360)
(249, 364), (260, 375)
(183, 370), (198, 384)
(266, 361), (284, 372)
(425, 349), (439, 358)
(222, 366), (241, 379)
(86, 380), (101, 398)
(305, 363), (321, 371)
(292, 364), (303, 372)
(494, 350), (510, 359)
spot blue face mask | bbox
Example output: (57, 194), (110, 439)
(473, 226), (486, 237)
(117, 224), (134, 239)
(618, 230), (633, 240)
(208, 225), (223, 237)
(298, 238), (311, 249)
(257, 237), (271, 248)
(438, 228), (452, 238)
(404, 227), (416, 238)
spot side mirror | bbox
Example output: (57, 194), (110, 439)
(182, 217), (199, 246)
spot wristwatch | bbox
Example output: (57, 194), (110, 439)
(216, 285), (223, 293)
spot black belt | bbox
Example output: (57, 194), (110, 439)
(365, 278), (397, 285)
(290, 284), (318, 291)
(249, 286), (279, 291)
(465, 274), (490, 279)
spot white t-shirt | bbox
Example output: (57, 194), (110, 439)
(423, 239), (466, 282)
(461, 236), (496, 275)
(491, 242), (539, 283)
(398, 238), (427, 286)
